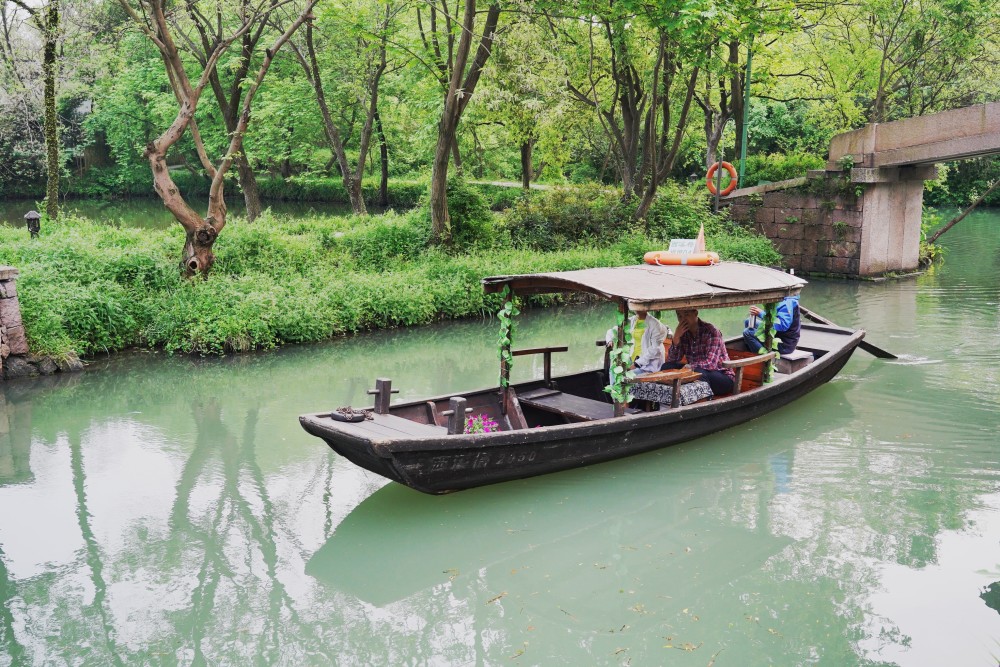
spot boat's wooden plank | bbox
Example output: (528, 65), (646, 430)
(319, 413), (447, 439)
(504, 388), (529, 430)
(519, 387), (563, 401)
(520, 391), (637, 421)
(798, 327), (856, 353)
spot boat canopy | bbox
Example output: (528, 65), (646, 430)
(482, 262), (805, 312)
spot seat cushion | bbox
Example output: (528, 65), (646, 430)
(631, 380), (714, 406)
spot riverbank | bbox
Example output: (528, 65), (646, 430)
(3, 173), (530, 213)
(0, 183), (780, 361)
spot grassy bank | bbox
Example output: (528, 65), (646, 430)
(0, 183), (781, 358)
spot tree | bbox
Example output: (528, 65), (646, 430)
(179, 0), (294, 222)
(554, 0), (705, 219)
(768, 0), (1000, 129)
(115, 0), (317, 275)
(288, 0), (400, 215)
(8, 0), (61, 220)
(476, 10), (572, 189)
(418, 0), (501, 244)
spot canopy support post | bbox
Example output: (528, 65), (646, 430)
(614, 300), (628, 418)
(762, 302), (776, 383)
(499, 285), (514, 415)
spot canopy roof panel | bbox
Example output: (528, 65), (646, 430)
(482, 262), (806, 312)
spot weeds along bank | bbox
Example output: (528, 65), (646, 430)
(0, 182), (780, 359)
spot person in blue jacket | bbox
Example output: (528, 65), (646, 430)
(743, 295), (800, 355)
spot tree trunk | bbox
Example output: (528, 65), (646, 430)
(375, 109), (389, 207)
(430, 114), (456, 242)
(346, 175), (366, 214)
(235, 154), (262, 221)
(42, 1), (58, 221)
(428, 0), (500, 241)
(520, 140), (533, 190)
(635, 183), (657, 221)
(300, 22), (367, 215)
(729, 41), (745, 164)
(451, 134), (463, 172)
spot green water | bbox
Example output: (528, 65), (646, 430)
(3, 210), (1000, 665)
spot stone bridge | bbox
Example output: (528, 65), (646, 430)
(726, 102), (1000, 277)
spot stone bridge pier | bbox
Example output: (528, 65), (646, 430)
(725, 102), (1000, 277)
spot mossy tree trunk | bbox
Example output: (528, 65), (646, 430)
(375, 109), (389, 207)
(42, 1), (58, 221)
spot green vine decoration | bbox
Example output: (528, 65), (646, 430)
(763, 301), (779, 382)
(604, 309), (636, 403)
(497, 285), (519, 388)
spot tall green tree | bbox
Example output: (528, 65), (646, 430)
(8, 0), (61, 220)
(114, 0), (317, 276)
(179, 0), (285, 222)
(553, 0), (712, 218)
(418, 0), (501, 244)
(287, 0), (401, 215)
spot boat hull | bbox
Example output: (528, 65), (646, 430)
(300, 327), (865, 494)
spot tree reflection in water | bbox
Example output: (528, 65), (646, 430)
(2, 278), (1000, 663)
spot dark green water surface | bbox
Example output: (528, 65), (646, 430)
(2, 210), (1000, 665)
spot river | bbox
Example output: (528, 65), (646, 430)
(1, 209), (999, 665)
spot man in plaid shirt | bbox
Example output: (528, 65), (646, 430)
(661, 308), (735, 396)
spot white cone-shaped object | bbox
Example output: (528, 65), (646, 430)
(694, 223), (706, 252)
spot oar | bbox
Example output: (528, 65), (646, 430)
(799, 306), (898, 359)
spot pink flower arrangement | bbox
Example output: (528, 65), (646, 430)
(464, 414), (499, 434)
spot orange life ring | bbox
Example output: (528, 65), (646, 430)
(643, 251), (720, 266)
(706, 161), (738, 196)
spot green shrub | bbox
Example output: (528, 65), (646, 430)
(0, 198), (784, 358)
(735, 153), (825, 187)
(502, 184), (632, 249)
(642, 181), (716, 241)
(340, 213), (432, 272)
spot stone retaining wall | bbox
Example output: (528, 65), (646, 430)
(0, 267), (29, 376)
(1, 266), (84, 380)
(725, 166), (933, 277)
(725, 181), (864, 276)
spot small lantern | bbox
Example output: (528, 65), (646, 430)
(24, 210), (41, 238)
(688, 172), (700, 183)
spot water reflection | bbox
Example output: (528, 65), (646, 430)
(2, 212), (1000, 663)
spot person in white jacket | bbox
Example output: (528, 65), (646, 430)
(605, 311), (672, 375)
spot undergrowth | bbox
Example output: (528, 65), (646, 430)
(0, 183), (781, 358)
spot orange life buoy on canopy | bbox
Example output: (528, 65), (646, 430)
(643, 251), (720, 266)
(706, 161), (738, 196)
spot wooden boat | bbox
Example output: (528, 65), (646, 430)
(299, 262), (868, 494)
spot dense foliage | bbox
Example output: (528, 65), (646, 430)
(0, 186), (778, 358)
(3, 0), (998, 207)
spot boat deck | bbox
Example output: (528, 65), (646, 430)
(315, 412), (447, 440)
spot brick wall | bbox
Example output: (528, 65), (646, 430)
(726, 184), (864, 276)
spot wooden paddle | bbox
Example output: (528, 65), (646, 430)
(799, 306), (897, 359)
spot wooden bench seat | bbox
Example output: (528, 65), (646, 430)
(519, 387), (638, 422)
(723, 348), (777, 394)
(775, 349), (814, 374)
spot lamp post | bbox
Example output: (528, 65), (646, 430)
(24, 210), (41, 238)
(738, 38), (754, 189)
